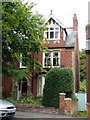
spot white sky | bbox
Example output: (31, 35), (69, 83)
(24, 0), (89, 50)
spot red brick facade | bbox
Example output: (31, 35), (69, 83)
(2, 13), (80, 98)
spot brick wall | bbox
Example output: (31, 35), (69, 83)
(2, 76), (12, 97)
(14, 103), (59, 115)
(59, 93), (78, 116)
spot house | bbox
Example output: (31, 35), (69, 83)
(2, 12), (80, 99)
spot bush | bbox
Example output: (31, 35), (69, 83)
(42, 68), (74, 108)
(80, 79), (86, 92)
(4, 93), (43, 104)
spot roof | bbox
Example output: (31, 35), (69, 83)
(45, 12), (77, 48)
(65, 31), (77, 47)
(46, 13), (65, 28)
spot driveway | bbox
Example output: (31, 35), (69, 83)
(14, 111), (72, 118)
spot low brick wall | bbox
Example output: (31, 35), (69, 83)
(59, 93), (78, 116)
(14, 103), (59, 115)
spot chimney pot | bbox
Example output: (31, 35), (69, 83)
(74, 14), (77, 17)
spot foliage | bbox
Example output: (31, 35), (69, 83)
(4, 93), (43, 104)
(79, 49), (86, 82)
(80, 79), (86, 92)
(42, 68), (74, 108)
(2, 1), (47, 79)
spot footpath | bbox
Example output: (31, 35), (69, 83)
(14, 111), (72, 118)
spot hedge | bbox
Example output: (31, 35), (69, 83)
(42, 68), (74, 108)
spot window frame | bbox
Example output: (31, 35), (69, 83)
(43, 51), (60, 68)
(44, 25), (60, 40)
(19, 53), (27, 68)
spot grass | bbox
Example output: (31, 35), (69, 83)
(72, 111), (87, 118)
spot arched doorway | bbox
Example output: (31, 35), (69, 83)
(17, 77), (28, 100)
(21, 78), (27, 94)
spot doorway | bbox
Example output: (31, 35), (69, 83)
(22, 78), (27, 94)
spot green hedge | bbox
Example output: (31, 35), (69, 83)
(42, 68), (74, 108)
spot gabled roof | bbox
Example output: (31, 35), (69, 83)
(46, 13), (65, 28)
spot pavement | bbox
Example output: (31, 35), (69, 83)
(14, 111), (72, 118)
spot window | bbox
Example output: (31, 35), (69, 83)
(44, 51), (51, 67)
(53, 51), (60, 66)
(44, 26), (60, 40)
(43, 51), (60, 68)
(20, 53), (27, 68)
(38, 77), (45, 95)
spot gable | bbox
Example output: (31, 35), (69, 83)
(46, 14), (65, 28)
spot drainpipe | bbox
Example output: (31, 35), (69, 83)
(86, 2), (90, 118)
(31, 53), (34, 94)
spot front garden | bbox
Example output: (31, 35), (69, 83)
(4, 93), (43, 105)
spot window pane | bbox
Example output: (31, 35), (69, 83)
(44, 52), (51, 66)
(55, 27), (59, 30)
(50, 32), (54, 39)
(39, 77), (42, 95)
(53, 51), (60, 66)
(55, 31), (59, 38)
(50, 27), (54, 30)
(47, 32), (49, 39)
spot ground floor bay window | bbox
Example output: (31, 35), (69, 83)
(37, 76), (45, 96)
(43, 50), (60, 68)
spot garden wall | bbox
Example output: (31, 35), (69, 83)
(14, 103), (59, 115)
(59, 93), (78, 116)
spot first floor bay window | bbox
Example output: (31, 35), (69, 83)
(43, 51), (60, 68)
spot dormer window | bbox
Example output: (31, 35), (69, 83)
(44, 26), (60, 40)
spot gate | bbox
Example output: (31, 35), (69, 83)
(77, 92), (87, 111)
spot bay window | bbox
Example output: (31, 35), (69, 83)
(44, 26), (60, 40)
(43, 51), (60, 68)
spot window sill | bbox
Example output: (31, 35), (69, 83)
(43, 66), (60, 68)
(19, 66), (27, 69)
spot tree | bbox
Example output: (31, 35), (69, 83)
(2, 1), (47, 78)
(79, 49), (86, 82)
(2, 1), (47, 98)
(42, 68), (74, 108)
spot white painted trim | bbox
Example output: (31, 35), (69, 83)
(43, 51), (60, 68)
(64, 98), (72, 101)
(19, 53), (27, 68)
(59, 93), (66, 95)
(44, 25), (60, 40)
(46, 14), (65, 28)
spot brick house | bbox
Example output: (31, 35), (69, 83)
(2, 13), (80, 99)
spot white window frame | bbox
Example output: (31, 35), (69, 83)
(52, 51), (60, 68)
(44, 25), (60, 40)
(43, 51), (60, 68)
(43, 52), (51, 68)
(19, 53), (27, 68)
(38, 77), (45, 95)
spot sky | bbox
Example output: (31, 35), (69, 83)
(24, 0), (89, 50)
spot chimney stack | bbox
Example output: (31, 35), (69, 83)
(73, 14), (78, 31)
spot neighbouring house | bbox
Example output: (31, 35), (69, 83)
(2, 12), (80, 99)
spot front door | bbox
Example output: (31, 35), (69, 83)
(21, 78), (27, 95)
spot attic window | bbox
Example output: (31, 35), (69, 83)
(44, 26), (60, 40)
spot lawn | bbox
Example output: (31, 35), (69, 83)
(72, 111), (87, 118)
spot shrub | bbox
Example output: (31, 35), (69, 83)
(42, 68), (74, 108)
